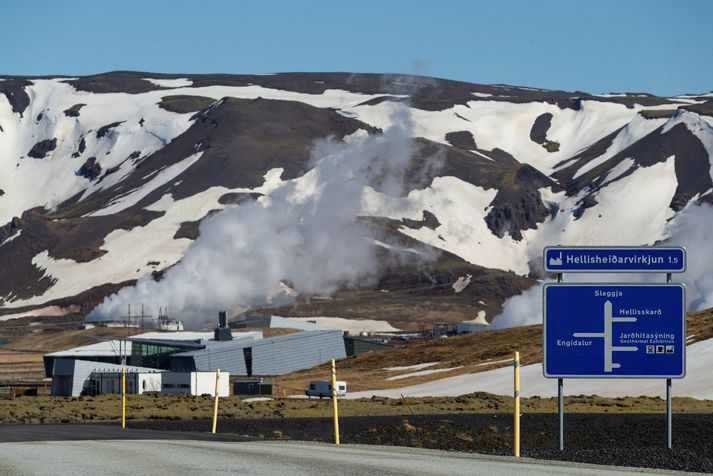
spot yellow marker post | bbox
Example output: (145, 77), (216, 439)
(514, 351), (520, 458)
(212, 368), (221, 434)
(331, 359), (340, 445)
(401, 394), (415, 416)
(121, 367), (126, 429)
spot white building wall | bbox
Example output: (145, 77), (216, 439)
(94, 372), (161, 395)
(138, 373), (162, 393)
(50, 359), (160, 397)
(194, 371), (230, 396)
(161, 372), (229, 397)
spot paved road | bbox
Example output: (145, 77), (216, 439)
(0, 423), (248, 443)
(0, 440), (698, 476)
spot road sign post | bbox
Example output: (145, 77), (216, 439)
(544, 246), (686, 273)
(513, 351), (520, 458)
(544, 284), (685, 378)
(543, 246), (686, 451)
(666, 272), (673, 449)
(557, 378), (563, 450)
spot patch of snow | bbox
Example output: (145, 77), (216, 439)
(662, 111), (713, 183)
(88, 152), (203, 216)
(382, 362), (438, 372)
(676, 93), (713, 99)
(546, 100), (642, 172)
(0, 79), (396, 225)
(452, 274), (472, 293)
(386, 366), (464, 381)
(279, 282), (299, 297)
(347, 337), (713, 399)
(371, 239), (425, 255)
(343, 129), (369, 143)
(6, 175), (274, 307)
(0, 230), (21, 247)
(571, 114), (667, 179)
(0, 78), (196, 224)
(362, 176), (527, 273)
(461, 311), (489, 326)
(475, 358), (512, 367)
(167, 84), (406, 110)
(424, 101), (556, 168)
(672, 98), (704, 104)
(280, 316), (400, 334)
(596, 93), (635, 98)
(143, 78), (193, 88)
(599, 158), (636, 187)
(470, 150), (494, 161)
(0, 304), (80, 322)
(522, 157), (678, 254)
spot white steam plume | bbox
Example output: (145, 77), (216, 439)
(492, 202), (713, 329)
(89, 106), (428, 327)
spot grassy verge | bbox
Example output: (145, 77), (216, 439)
(1, 392), (712, 425)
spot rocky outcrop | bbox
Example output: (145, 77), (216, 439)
(77, 157), (102, 180)
(485, 165), (555, 240)
(445, 131), (477, 150)
(27, 138), (57, 159)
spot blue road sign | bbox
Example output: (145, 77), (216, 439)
(543, 284), (685, 378)
(544, 246), (686, 273)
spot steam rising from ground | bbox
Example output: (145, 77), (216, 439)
(89, 106), (427, 327)
(492, 202), (713, 329)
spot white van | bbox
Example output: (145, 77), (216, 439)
(305, 380), (346, 398)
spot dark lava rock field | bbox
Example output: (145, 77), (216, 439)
(131, 413), (713, 473)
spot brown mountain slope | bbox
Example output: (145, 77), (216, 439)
(276, 308), (713, 394)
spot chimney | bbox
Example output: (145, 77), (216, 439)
(214, 310), (233, 341)
(219, 310), (227, 328)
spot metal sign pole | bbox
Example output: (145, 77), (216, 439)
(514, 351), (521, 458)
(558, 378), (564, 450)
(666, 378), (672, 449)
(556, 272), (564, 450)
(666, 271), (672, 449)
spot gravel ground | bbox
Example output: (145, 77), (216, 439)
(130, 413), (713, 473)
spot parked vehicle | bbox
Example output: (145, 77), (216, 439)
(305, 380), (346, 398)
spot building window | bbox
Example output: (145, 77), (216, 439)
(131, 342), (186, 368)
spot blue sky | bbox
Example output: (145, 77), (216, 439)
(2, 0), (711, 96)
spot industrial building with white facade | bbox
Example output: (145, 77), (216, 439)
(45, 313), (346, 397)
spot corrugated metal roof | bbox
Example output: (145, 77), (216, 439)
(126, 338), (206, 348)
(175, 330), (338, 356)
(45, 340), (130, 358)
(45, 331), (263, 359)
(131, 331), (216, 341)
(172, 330), (346, 376)
(54, 359), (159, 375)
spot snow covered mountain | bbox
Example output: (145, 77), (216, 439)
(1, 72), (712, 328)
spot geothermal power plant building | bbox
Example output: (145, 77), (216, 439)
(166, 330), (345, 376)
(44, 318), (346, 396)
(51, 360), (161, 397)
